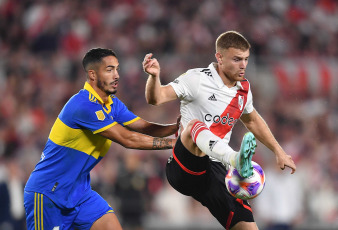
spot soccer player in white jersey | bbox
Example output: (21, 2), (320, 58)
(143, 31), (296, 230)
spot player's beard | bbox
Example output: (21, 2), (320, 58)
(224, 70), (243, 82)
(97, 78), (117, 95)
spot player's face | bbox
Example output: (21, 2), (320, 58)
(217, 48), (250, 86)
(96, 56), (120, 95)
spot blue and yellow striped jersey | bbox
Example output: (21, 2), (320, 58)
(25, 82), (140, 209)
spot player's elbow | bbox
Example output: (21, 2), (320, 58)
(242, 119), (255, 129)
(146, 97), (162, 106)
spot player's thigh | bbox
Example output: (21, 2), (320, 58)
(74, 190), (117, 230)
(90, 213), (122, 230)
(24, 191), (76, 230)
(231, 221), (259, 230)
(166, 136), (210, 196)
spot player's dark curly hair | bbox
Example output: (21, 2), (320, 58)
(216, 31), (251, 52)
(82, 48), (117, 71)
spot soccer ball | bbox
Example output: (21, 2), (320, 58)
(225, 161), (265, 200)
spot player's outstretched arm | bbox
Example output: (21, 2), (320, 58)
(143, 53), (177, 105)
(126, 117), (180, 137)
(99, 123), (175, 150)
(240, 109), (296, 174)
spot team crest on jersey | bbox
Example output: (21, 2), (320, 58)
(95, 110), (105, 121)
(238, 95), (244, 111)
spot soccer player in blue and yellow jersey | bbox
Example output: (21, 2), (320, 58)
(24, 48), (179, 230)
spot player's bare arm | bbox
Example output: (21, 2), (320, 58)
(99, 123), (175, 149)
(126, 117), (180, 137)
(240, 109), (296, 174)
(143, 53), (178, 105)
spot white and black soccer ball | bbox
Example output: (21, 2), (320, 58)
(225, 161), (265, 200)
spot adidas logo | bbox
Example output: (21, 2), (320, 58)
(208, 94), (217, 101)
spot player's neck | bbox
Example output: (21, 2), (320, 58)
(216, 65), (236, 88)
(222, 77), (236, 88)
(89, 82), (110, 103)
(96, 89), (109, 103)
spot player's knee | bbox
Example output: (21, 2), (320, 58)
(186, 119), (201, 131)
(182, 119), (203, 142)
(181, 119), (199, 141)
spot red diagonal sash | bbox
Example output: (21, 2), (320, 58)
(209, 80), (249, 138)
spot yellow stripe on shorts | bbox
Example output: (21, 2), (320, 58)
(34, 193), (37, 230)
(41, 194), (44, 230)
(34, 193), (44, 230)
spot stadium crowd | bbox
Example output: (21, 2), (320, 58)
(0, 0), (337, 229)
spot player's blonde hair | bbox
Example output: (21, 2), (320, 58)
(215, 31), (251, 52)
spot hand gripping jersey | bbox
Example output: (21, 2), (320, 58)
(169, 63), (254, 145)
(25, 82), (139, 209)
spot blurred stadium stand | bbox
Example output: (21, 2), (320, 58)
(0, 0), (337, 229)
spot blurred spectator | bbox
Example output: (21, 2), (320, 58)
(0, 158), (26, 230)
(253, 163), (305, 230)
(115, 153), (148, 230)
(153, 180), (192, 227)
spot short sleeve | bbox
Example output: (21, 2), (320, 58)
(168, 70), (201, 101)
(111, 97), (139, 126)
(71, 102), (117, 134)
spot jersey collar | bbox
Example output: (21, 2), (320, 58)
(209, 63), (243, 90)
(84, 82), (113, 113)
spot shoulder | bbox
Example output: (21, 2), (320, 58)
(61, 89), (102, 117)
(175, 67), (209, 83)
(111, 95), (127, 108)
(111, 95), (121, 103)
(186, 66), (211, 77)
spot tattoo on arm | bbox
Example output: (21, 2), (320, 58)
(153, 138), (173, 149)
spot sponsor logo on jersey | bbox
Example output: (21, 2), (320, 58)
(208, 94), (217, 101)
(238, 95), (244, 110)
(204, 113), (237, 126)
(95, 110), (105, 121)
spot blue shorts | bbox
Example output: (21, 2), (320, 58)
(24, 190), (114, 230)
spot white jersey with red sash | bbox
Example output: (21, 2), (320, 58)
(169, 62), (254, 145)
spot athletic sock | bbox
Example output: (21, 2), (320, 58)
(190, 121), (238, 165)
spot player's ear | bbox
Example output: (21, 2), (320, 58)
(88, 70), (96, 81)
(215, 52), (222, 64)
